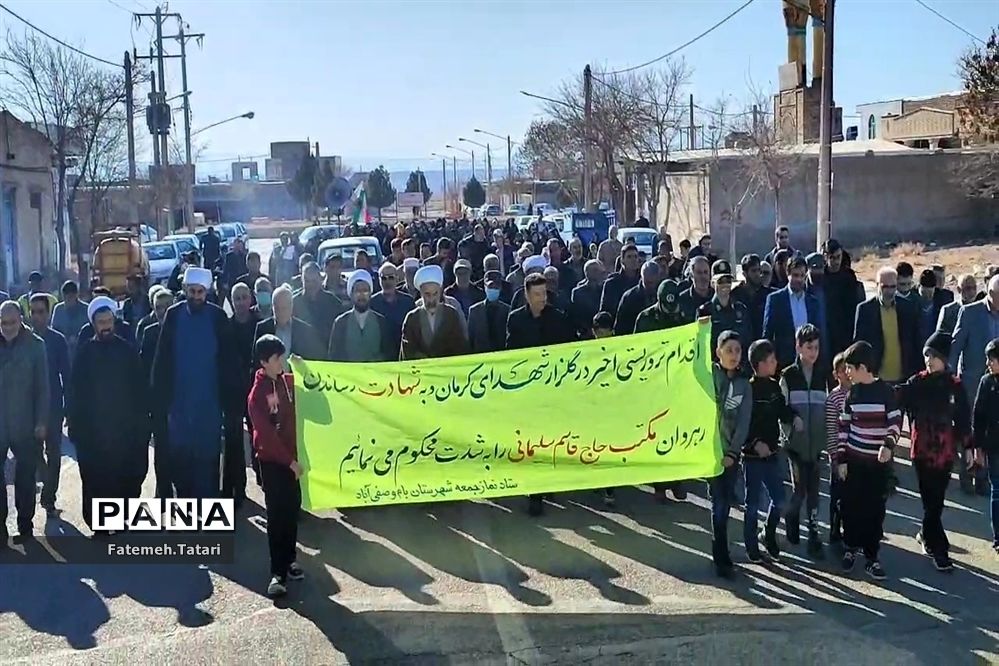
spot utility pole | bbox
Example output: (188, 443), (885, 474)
(485, 143), (492, 201)
(149, 52), (160, 168)
(506, 135), (513, 204)
(154, 7), (169, 167)
(583, 64), (593, 212)
(167, 22), (205, 232)
(441, 156), (447, 211)
(816, 0), (835, 250)
(124, 51), (138, 229)
(752, 104), (760, 134)
(452, 156), (457, 213)
(688, 93), (695, 150)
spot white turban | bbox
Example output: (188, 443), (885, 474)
(87, 296), (117, 322)
(402, 257), (420, 270)
(347, 270), (373, 296)
(522, 255), (549, 273)
(414, 265), (444, 289)
(183, 266), (213, 289)
(148, 284), (165, 302)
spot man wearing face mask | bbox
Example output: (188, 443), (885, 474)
(152, 267), (238, 499)
(468, 271), (511, 353)
(478, 254), (514, 304)
(69, 296), (148, 532)
(253, 277), (274, 320)
(371, 262), (415, 353)
(853, 265), (922, 384)
(570, 259), (607, 338)
(139, 287), (175, 498)
(329, 271), (395, 362)
(0, 300), (48, 542)
(614, 260), (662, 336)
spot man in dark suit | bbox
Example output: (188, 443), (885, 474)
(614, 260), (661, 336)
(253, 285), (326, 364)
(853, 265), (922, 383)
(139, 288), (174, 498)
(468, 271), (511, 353)
(762, 255), (823, 369)
(570, 259), (607, 338)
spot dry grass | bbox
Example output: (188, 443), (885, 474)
(851, 241), (999, 288)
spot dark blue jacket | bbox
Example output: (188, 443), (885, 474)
(763, 286), (823, 369)
(36, 327), (69, 417)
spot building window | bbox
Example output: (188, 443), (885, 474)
(867, 115), (877, 139)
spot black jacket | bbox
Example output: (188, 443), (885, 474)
(468, 300), (511, 353)
(743, 375), (795, 458)
(853, 296), (922, 379)
(220, 250), (248, 289)
(151, 301), (239, 417)
(505, 305), (575, 350)
(139, 321), (161, 389)
(973, 373), (999, 453)
(614, 284), (658, 336)
(254, 316), (327, 361)
(570, 281), (603, 337)
(732, 283), (772, 340)
(823, 267), (864, 359)
(599, 270), (640, 318)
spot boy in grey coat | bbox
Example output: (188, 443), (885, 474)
(711, 329), (753, 578)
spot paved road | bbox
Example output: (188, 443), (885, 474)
(2, 430), (998, 664)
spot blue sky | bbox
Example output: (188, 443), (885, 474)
(2, 0), (997, 178)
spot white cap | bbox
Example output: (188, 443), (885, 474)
(522, 255), (549, 273)
(414, 265), (444, 289)
(402, 257), (420, 270)
(183, 266), (213, 289)
(87, 296), (117, 322)
(347, 270), (373, 296)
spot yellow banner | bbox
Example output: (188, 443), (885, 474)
(292, 321), (720, 509)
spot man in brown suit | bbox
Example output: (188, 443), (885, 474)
(400, 265), (468, 360)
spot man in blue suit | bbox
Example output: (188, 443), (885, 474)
(949, 274), (999, 494)
(853, 265), (922, 384)
(763, 255), (823, 369)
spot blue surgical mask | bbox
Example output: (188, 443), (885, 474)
(256, 292), (272, 307)
(485, 287), (501, 302)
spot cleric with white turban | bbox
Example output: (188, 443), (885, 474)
(87, 296), (118, 323)
(347, 269), (373, 298)
(328, 268), (393, 362)
(400, 264), (468, 360)
(522, 255), (549, 275)
(183, 266), (213, 290)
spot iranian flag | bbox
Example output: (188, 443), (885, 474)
(352, 187), (371, 225)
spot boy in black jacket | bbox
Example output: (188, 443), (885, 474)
(743, 339), (799, 563)
(973, 338), (999, 555)
(896, 331), (972, 572)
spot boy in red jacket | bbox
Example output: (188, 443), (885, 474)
(248, 334), (304, 598)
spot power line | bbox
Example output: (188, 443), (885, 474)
(913, 0), (985, 45)
(606, 0), (758, 75)
(0, 3), (122, 68)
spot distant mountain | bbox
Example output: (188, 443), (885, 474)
(387, 167), (509, 196)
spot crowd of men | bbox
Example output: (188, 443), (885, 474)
(1, 220), (998, 576)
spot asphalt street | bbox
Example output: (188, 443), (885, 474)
(2, 428), (998, 664)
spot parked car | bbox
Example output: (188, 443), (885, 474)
(317, 236), (384, 270)
(513, 215), (539, 232)
(482, 204), (502, 217)
(142, 240), (182, 285)
(618, 227), (658, 259)
(194, 227), (231, 256)
(535, 203), (555, 216)
(163, 233), (200, 259)
(221, 222), (248, 246)
(298, 224), (343, 259)
(504, 203), (528, 216)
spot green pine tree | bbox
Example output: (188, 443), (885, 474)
(463, 176), (486, 209)
(312, 160), (335, 219)
(286, 154), (318, 218)
(366, 165), (396, 221)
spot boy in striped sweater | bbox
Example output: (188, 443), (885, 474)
(825, 352), (851, 546)
(837, 341), (901, 581)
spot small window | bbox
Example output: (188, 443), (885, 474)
(867, 115), (877, 139)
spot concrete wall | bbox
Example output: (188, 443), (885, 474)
(660, 170), (709, 242)
(700, 151), (997, 258)
(0, 112), (58, 290)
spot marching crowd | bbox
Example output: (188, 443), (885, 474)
(2, 218), (999, 597)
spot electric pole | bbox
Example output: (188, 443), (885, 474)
(583, 64), (593, 212)
(166, 22), (205, 232)
(816, 0), (835, 250)
(506, 135), (513, 204)
(154, 7), (169, 166)
(688, 93), (695, 150)
(124, 51), (138, 229)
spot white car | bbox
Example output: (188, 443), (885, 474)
(513, 215), (539, 231)
(317, 236), (384, 270)
(535, 203), (555, 216)
(163, 233), (200, 259)
(143, 241), (181, 285)
(504, 203), (528, 216)
(221, 222), (248, 246)
(618, 227), (659, 259)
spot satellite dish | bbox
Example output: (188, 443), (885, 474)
(325, 177), (352, 210)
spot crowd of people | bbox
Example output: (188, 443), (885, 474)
(2, 218), (999, 597)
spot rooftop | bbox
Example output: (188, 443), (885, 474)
(665, 138), (919, 164)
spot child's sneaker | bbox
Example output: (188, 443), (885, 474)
(933, 553), (954, 572)
(746, 548), (766, 564)
(841, 550), (856, 573)
(267, 576), (288, 598)
(865, 560), (886, 581)
(287, 562), (305, 581)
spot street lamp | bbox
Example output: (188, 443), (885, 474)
(459, 137), (491, 195)
(191, 111), (255, 137)
(445, 144), (475, 179)
(475, 128), (518, 204)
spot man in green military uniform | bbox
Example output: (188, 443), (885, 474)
(699, 260), (752, 361)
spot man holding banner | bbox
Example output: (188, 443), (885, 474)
(400, 265), (468, 359)
(506, 272), (577, 516)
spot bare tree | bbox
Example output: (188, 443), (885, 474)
(1, 31), (131, 274)
(81, 107), (129, 238)
(954, 27), (999, 199)
(515, 118), (583, 205)
(626, 60), (691, 229)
